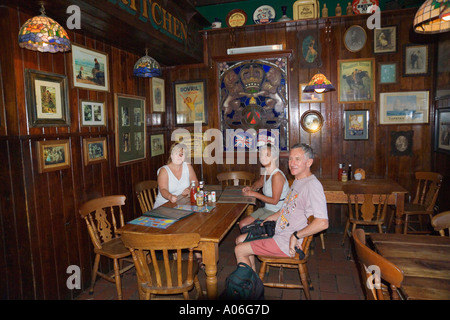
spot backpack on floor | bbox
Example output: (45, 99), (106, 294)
(223, 262), (264, 300)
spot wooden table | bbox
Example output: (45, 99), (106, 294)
(319, 179), (409, 233)
(117, 193), (249, 299)
(370, 233), (450, 300)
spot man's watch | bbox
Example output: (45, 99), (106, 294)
(293, 231), (300, 239)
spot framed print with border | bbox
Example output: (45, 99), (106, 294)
(150, 77), (165, 112)
(344, 109), (369, 140)
(298, 30), (322, 68)
(435, 107), (450, 155)
(300, 83), (324, 102)
(83, 137), (108, 165)
(379, 91), (429, 125)
(374, 25), (397, 54)
(300, 110), (323, 133)
(36, 139), (71, 173)
(25, 69), (70, 127)
(114, 93), (146, 166)
(71, 44), (109, 92)
(390, 131), (413, 156)
(150, 134), (165, 157)
(174, 80), (207, 126)
(436, 38), (450, 100)
(379, 62), (398, 84)
(338, 58), (375, 103)
(403, 44), (429, 77)
(344, 25), (367, 53)
(80, 100), (105, 126)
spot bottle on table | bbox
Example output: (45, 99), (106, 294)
(196, 185), (204, 207)
(342, 168), (348, 182)
(348, 164), (352, 181)
(338, 163), (343, 181)
(190, 181), (197, 204)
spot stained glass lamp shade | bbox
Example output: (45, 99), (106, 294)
(303, 73), (335, 93)
(133, 50), (161, 77)
(414, 0), (450, 34)
(18, 5), (71, 53)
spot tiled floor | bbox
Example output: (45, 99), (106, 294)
(76, 226), (365, 300)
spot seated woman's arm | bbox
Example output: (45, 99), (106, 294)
(157, 168), (177, 203)
(243, 172), (285, 205)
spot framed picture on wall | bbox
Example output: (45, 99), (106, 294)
(379, 91), (429, 125)
(36, 139), (71, 173)
(435, 107), (450, 155)
(150, 134), (165, 157)
(80, 100), (106, 126)
(114, 93), (146, 166)
(150, 77), (165, 112)
(403, 44), (429, 77)
(390, 130), (413, 157)
(25, 69), (70, 127)
(344, 109), (369, 140)
(71, 44), (109, 92)
(378, 62), (398, 84)
(298, 29), (322, 68)
(83, 137), (108, 165)
(337, 58), (375, 103)
(343, 25), (367, 53)
(436, 38), (450, 99)
(299, 83), (324, 102)
(173, 80), (207, 126)
(373, 25), (397, 54)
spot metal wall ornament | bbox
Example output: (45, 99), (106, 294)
(301, 110), (323, 133)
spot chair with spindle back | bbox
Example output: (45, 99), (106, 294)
(135, 180), (158, 213)
(353, 229), (404, 300)
(79, 195), (134, 300)
(121, 231), (203, 300)
(217, 171), (255, 187)
(431, 211), (450, 237)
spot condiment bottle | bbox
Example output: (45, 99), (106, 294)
(348, 164), (352, 181)
(196, 186), (204, 207)
(190, 181), (196, 204)
(342, 168), (348, 182)
(338, 163), (343, 181)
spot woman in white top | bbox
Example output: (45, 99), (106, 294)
(153, 143), (198, 208)
(239, 143), (290, 230)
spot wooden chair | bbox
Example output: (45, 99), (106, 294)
(431, 211), (450, 237)
(120, 231), (203, 300)
(402, 172), (443, 234)
(135, 180), (158, 213)
(217, 171), (255, 187)
(353, 229), (404, 300)
(79, 195), (134, 300)
(257, 216), (316, 299)
(342, 184), (393, 246)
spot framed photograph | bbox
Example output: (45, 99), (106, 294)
(71, 44), (109, 92)
(150, 77), (165, 112)
(83, 137), (108, 165)
(298, 30), (322, 68)
(379, 62), (398, 84)
(374, 25), (397, 54)
(435, 107), (450, 155)
(338, 58), (375, 103)
(344, 110), (369, 140)
(379, 91), (429, 125)
(114, 93), (146, 166)
(300, 110), (324, 133)
(344, 25), (367, 53)
(174, 80), (207, 126)
(25, 69), (70, 127)
(150, 134), (165, 157)
(36, 139), (71, 173)
(299, 83), (324, 102)
(403, 44), (429, 77)
(436, 38), (450, 100)
(80, 100), (105, 126)
(390, 131), (413, 156)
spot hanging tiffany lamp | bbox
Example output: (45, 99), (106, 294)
(413, 0), (450, 34)
(18, 5), (71, 53)
(133, 49), (161, 77)
(303, 72), (335, 94)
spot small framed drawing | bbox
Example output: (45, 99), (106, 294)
(390, 131), (413, 157)
(344, 110), (369, 140)
(403, 44), (429, 77)
(300, 110), (324, 133)
(150, 77), (165, 112)
(25, 69), (70, 127)
(150, 134), (165, 157)
(298, 30), (322, 68)
(71, 44), (109, 92)
(114, 93), (146, 166)
(173, 80), (207, 126)
(299, 84), (324, 102)
(379, 91), (429, 125)
(344, 25), (367, 53)
(338, 58), (375, 103)
(374, 26), (397, 54)
(83, 137), (108, 165)
(435, 107), (450, 155)
(80, 101), (105, 126)
(379, 62), (397, 84)
(36, 139), (71, 173)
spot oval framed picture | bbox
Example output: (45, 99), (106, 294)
(344, 25), (367, 52)
(226, 9), (247, 27)
(300, 110), (324, 133)
(253, 5), (276, 24)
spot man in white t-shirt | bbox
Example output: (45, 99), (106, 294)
(235, 143), (329, 271)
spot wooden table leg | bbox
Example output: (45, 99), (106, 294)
(395, 193), (405, 234)
(200, 241), (219, 299)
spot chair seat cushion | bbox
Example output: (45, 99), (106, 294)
(94, 237), (130, 259)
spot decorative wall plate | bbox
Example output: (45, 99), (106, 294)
(226, 9), (247, 27)
(253, 5), (276, 24)
(300, 110), (323, 133)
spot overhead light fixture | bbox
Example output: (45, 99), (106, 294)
(133, 48), (161, 77)
(303, 73), (335, 94)
(227, 44), (283, 55)
(18, 5), (71, 53)
(413, 0), (450, 34)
